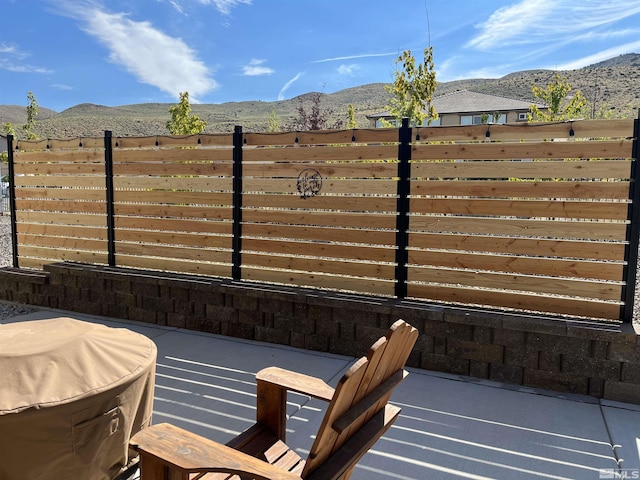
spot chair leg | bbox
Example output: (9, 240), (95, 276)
(139, 454), (190, 480)
(256, 380), (287, 441)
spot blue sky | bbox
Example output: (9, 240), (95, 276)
(1, 0), (640, 112)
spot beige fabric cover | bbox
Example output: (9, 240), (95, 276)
(0, 317), (156, 480)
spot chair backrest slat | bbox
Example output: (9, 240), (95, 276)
(302, 320), (418, 478)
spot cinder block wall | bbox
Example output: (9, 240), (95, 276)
(1, 262), (639, 404)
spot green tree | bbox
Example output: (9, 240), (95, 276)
(267, 109), (280, 132)
(385, 47), (438, 126)
(2, 92), (38, 141)
(528, 74), (586, 122)
(22, 91), (39, 139)
(166, 92), (207, 135)
(346, 104), (357, 129)
(2, 122), (16, 138)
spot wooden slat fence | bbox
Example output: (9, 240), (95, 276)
(7, 118), (639, 321)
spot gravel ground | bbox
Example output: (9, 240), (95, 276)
(0, 214), (38, 320)
(0, 213), (637, 323)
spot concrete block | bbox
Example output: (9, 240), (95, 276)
(524, 369), (589, 395)
(527, 332), (591, 357)
(447, 338), (504, 363)
(490, 363), (524, 384)
(562, 355), (621, 381)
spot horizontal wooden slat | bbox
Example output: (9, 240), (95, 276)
(116, 229), (231, 248)
(244, 129), (400, 146)
(18, 245), (108, 264)
(408, 249), (624, 281)
(114, 162), (233, 176)
(243, 145), (399, 163)
(114, 190), (232, 205)
(116, 243), (231, 263)
(242, 253), (395, 280)
(412, 180), (630, 199)
(411, 140), (632, 161)
(15, 257), (52, 270)
(115, 216), (232, 234)
(17, 234), (107, 251)
(408, 232), (626, 261)
(243, 178), (396, 196)
(408, 266), (622, 300)
(243, 194), (396, 212)
(243, 267), (394, 295)
(410, 159), (632, 180)
(412, 119), (633, 143)
(15, 199), (106, 214)
(16, 223), (107, 239)
(410, 215), (627, 241)
(113, 135), (232, 149)
(242, 238), (396, 263)
(15, 163), (106, 175)
(242, 223), (396, 246)
(406, 283), (620, 320)
(113, 176), (232, 190)
(15, 188), (107, 201)
(13, 176), (105, 188)
(16, 211), (107, 226)
(14, 149), (104, 163)
(116, 254), (232, 277)
(409, 198), (628, 220)
(243, 209), (397, 229)
(114, 203), (231, 219)
(113, 148), (232, 163)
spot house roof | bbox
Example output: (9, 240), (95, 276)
(368, 90), (542, 118)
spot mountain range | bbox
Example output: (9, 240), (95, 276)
(1, 53), (639, 139)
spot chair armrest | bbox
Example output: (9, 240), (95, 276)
(256, 366), (335, 402)
(130, 423), (302, 480)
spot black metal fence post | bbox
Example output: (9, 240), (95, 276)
(7, 135), (18, 268)
(104, 131), (116, 267)
(394, 118), (412, 298)
(622, 111), (640, 322)
(231, 126), (243, 281)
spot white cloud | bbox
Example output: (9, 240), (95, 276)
(278, 72), (303, 101)
(554, 39), (640, 70)
(242, 58), (274, 76)
(467, 0), (553, 50)
(468, 0), (640, 51)
(195, 0), (251, 15)
(0, 62), (52, 74)
(51, 83), (73, 91)
(337, 64), (359, 76)
(0, 42), (51, 73)
(0, 43), (18, 54)
(73, 6), (217, 98)
(313, 52), (395, 63)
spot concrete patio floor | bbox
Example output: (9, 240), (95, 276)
(3, 307), (640, 480)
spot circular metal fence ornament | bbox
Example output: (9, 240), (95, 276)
(297, 168), (322, 199)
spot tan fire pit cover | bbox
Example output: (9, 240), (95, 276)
(0, 317), (156, 480)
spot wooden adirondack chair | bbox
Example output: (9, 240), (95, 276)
(129, 319), (418, 480)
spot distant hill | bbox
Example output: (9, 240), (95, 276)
(1, 53), (638, 139)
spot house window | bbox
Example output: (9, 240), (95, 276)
(517, 112), (529, 121)
(460, 114), (507, 125)
(422, 117), (441, 126)
(460, 115), (485, 125)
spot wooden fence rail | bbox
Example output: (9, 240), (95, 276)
(6, 117), (639, 321)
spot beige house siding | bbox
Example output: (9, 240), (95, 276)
(368, 90), (543, 128)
